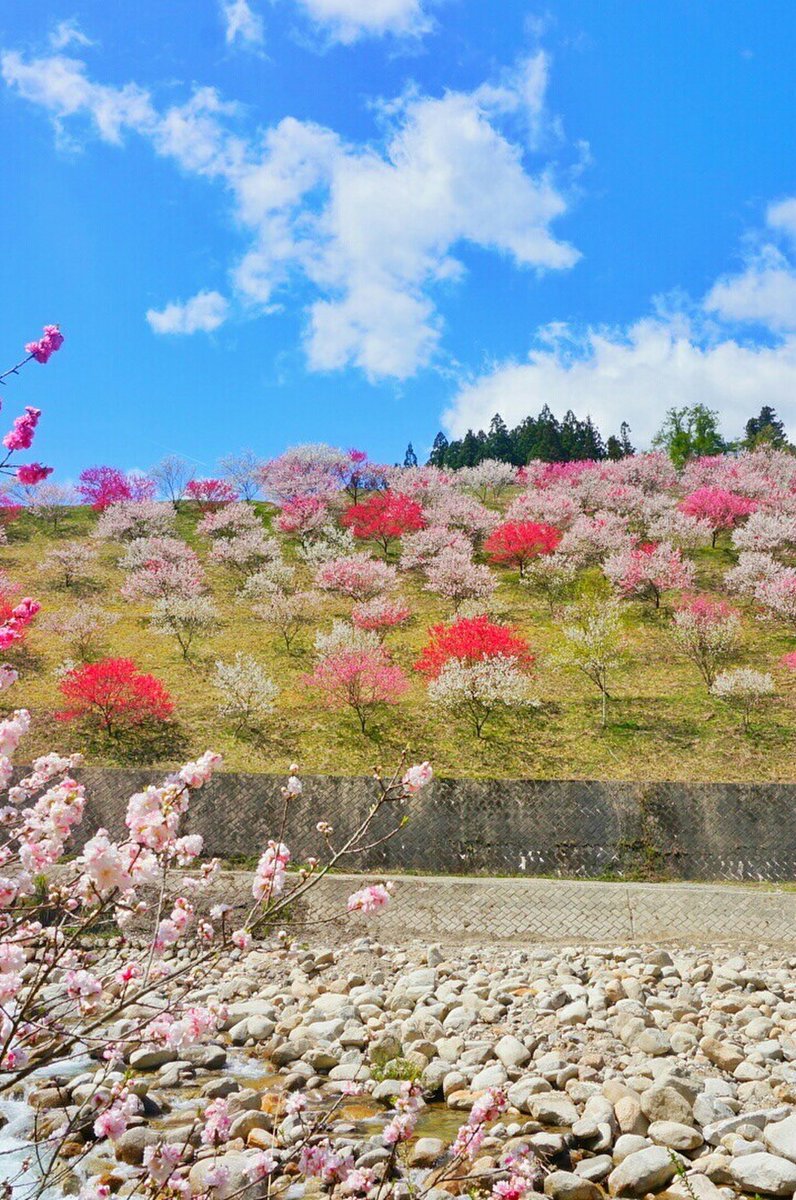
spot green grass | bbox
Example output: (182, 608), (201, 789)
(4, 502), (796, 782)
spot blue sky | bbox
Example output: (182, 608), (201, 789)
(1, 0), (796, 480)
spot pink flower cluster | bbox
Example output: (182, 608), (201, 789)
(3, 406), (41, 451)
(17, 462), (53, 485)
(453, 1086), (508, 1160)
(0, 596), (40, 650)
(252, 839), (291, 901)
(347, 881), (393, 914)
(25, 324), (64, 364)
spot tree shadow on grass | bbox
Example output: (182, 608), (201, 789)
(79, 719), (190, 766)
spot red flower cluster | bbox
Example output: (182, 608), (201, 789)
(57, 657), (174, 734)
(415, 615), (533, 679)
(484, 521), (562, 575)
(341, 491), (425, 553)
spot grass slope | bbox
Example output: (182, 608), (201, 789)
(4, 503), (796, 782)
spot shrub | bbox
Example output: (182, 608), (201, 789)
(341, 491), (425, 556)
(213, 653), (278, 734)
(671, 595), (742, 688)
(305, 648), (408, 733)
(57, 657), (173, 735)
(484, 521), (562, 576)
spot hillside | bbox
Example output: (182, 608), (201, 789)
(5, 461), (796, 782)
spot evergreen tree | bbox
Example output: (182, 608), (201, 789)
(620, 422), (635, 456)
(428, 432), (449, 467)
(743, 406), (788, 450)
(606, 435), (623, 461)
(485, 413), (514, 462)
(403, 442), (418, 468)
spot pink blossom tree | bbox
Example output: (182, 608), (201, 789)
(351, 596), (412, 640)
(680, 486), (757, 547)
(671, 594), (742, 688)
(305, 647), (409, 733)
(315, 554), (398, 600)
(603, 541), (695, 607)
(424, 548), (496, 611)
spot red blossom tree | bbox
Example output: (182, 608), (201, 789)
(484, 520), (562, 576)
(77, 467), (156, 511)
(679, 487), (757, 547)
(415, 614), (533, 679)
(185, 478), (239, 512)
(57, 657), (174, 736)
(341, 491), (425, 556)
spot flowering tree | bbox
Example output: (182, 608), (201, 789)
(27, 480), (77, 530)
(415, 614), (533, 678)
(400, 524), (473, 570)
(424, 491), (500, 542)
(305, 647), (408, 733)
(57, 657), (174, 735)
(77, 467), (156, 511)
(341, 491), (425, 557)
(198, 499), (261, 539)
(185, 477), (239, 511)
(603, 541), (695, 607)
(680, 487), (757, 547)
(555, 599), (627, 726)
(711, 667), (774, 731)
(213, 652), (278, 735)
(484, 521), (562, 577)
(315, 554), (398, 600)
(296, 523), (357, 566)
(671, 595), (742, 688)
(520, 553), (578, 614)
(42, 602), (119, 662)
(505, 486), (579, 530)
(258, 443), (350, 502)
(149, 595), (220, 659)
(732, 509), (796, 554)
(0, 325), (64, 491)
(424, 549), (496, 611)
(93, 499), (176, 542)
(454, 459), (518, 501)
(42, 541), (98, 589)
(275, 493), (330, 539)
(209, 529), (282, 578)
(754, 570), (796, 629)
(427, 655), (535, 737)
(120, 537), (206, 601)
(351, 596), (411, 640)
(0, 684), (433, 1199)
(252, 589), (322, 652)
(557, 512), (632, 567)
(0, 595), (39, 652)
(724, 550), (784, 598)
(336, 447), (388, 502)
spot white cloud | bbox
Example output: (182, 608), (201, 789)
(49, 19), (95, 51)
(146, 291), (230, 334)
(221, 0), (265, 47)
(294, 0), (431, 43)
(2, 47), (578, 377)
(704, 197), (796, 332)
(443, 317), (796, 447)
